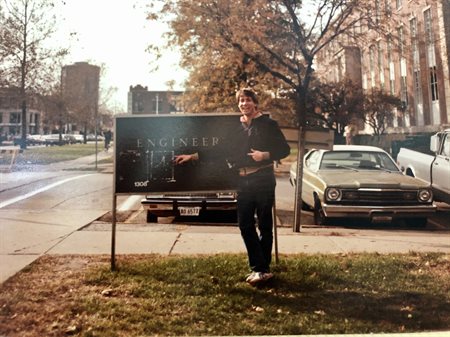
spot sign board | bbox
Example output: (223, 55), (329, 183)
(114, 114), (241, 194)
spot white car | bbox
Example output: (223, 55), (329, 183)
(86, 134), (105, 141)
(397, 129), (450, 204)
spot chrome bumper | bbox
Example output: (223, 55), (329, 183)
(141, 195), (237, 217)
(322, 204), (437, 220)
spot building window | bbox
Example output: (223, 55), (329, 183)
(152, 94), (163, 114)
(430, 66), (439, 101)
(414, 71), (423, 104)
(377, 41), (385, 89)
(410, 18), (419, 68)
(424, 9), (433, 45)
(400, 76), (408, 107)
(397, 26), (407, 108)
(369, 46), (376, 88)
(375, 0), (381, 25)
(385, 0), (392, 15)
(10, 112), (20, 124)
(410, 17), (423, 125)
(136, 101), (143, 113)
(397, 26), (405, 57)
(387, 36), (392, 64)
(387, 36), (395, 95)
(424, 9), (439, 102)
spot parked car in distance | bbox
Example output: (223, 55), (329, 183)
(289, 145), (436, 227)
(13, 134), (45, 146)
(72, 134), (84, 143)
(397, 129), (450, 204)
(43, 134), (69, 146)
(63, 134), (78, 144)
(86, 134), (105, 142)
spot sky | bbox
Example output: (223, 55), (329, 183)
(55, 0), (188, 112)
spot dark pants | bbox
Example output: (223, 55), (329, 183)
(237, 189), (275, 273)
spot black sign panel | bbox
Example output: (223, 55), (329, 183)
(114, 114), (241, 194)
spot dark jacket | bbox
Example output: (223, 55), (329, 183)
(228, 114), (290, 168)
(200, 114), (290, 191)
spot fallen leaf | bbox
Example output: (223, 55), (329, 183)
(252, 305), (264, 312)
(65, 325), (79, 335)
(101, 288), (114, 297)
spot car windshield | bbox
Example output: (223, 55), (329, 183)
(319, 151), (400, 172)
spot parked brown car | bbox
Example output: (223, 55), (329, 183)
(290, 145), (436, 227)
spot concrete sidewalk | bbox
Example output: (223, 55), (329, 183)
(3, 218), (450, 284)
(49, 222), (450, 256)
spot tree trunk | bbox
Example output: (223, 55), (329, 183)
(20, 98), (27, 149)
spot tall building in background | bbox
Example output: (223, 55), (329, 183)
(61, 62), (100, 133)
(316, 0), (450, 133)
(128, 85), (185, 114)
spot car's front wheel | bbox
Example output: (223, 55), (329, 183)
(313, 198), (329, 226)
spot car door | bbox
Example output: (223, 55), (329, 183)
(432, 133), (450, 199)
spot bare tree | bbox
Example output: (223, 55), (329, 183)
(0, 0), (67, 148)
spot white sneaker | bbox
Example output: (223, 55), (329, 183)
(246, 272), (273, 285)
(245, 272), (257, 283)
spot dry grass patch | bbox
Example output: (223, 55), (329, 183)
(1, 253), (449, 336)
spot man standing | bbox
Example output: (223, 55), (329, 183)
(175, 88), (290, 285)
(104, 129), (112, 151)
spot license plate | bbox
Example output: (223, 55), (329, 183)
(179, 207), (201, 216)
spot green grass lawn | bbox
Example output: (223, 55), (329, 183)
(13, 143), (101, 165)
(1, 252), (449, 336)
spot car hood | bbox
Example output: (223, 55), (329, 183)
(317, 170), (431, 189)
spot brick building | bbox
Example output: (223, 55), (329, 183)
(61, 62), (100, 133)
(127, 85), (185, 114)
(316, 0), (450, 133)
(0, 87), (42, 137)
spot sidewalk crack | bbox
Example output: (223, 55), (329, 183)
(169, 233), (182, 255)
